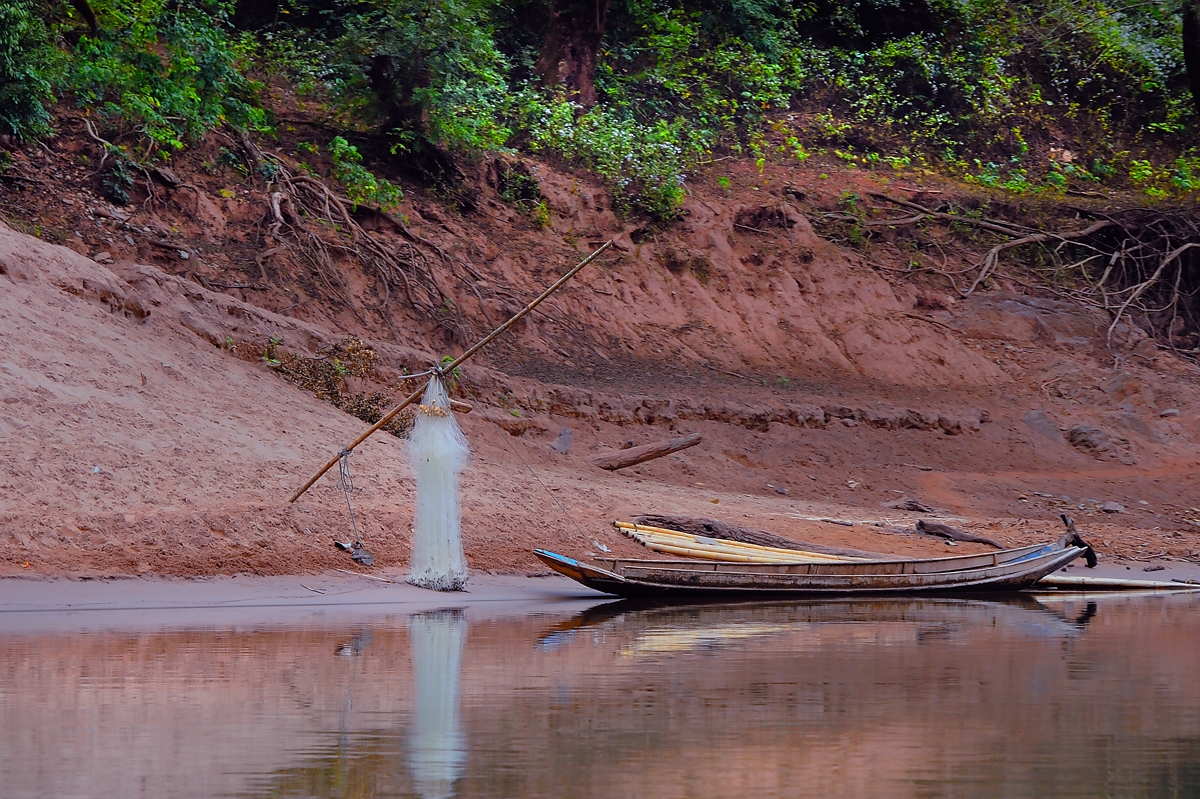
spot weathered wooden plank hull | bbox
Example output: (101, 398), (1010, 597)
(534, 545), (1084, 599)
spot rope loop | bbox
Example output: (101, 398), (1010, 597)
(336, 448), (360, 546)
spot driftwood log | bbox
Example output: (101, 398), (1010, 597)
(1059, 514), (1098, 567)
(632, 515), (887, 559)
(590, 433), (702, 471)
(916, 520), (1003, 549)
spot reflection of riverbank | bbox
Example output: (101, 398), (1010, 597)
(0, 594), (1197, 798)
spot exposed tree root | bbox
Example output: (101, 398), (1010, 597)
(824, 193), (1200, 359)
(239, 132), (472, 339)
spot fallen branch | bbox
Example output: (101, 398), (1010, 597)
(869, 193), (1034, 237)
(589, 433), (702, 471)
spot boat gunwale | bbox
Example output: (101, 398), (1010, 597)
(606, 548), (1080, 589)
(593, 543), (1054, 576)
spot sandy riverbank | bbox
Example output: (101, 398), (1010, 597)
(2, 563), (1198, 633)
(0, 573), (610, 632)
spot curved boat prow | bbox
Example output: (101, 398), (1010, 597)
(535, 549), (632, 594)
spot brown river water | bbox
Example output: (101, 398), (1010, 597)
(1, 592), (1198, 798)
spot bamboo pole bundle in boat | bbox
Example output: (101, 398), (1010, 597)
(614, 521), (866, 563)
(618, 524), (855, 562)
(627, 540), (831, 563)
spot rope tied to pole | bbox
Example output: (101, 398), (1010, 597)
(337, 448), (359, 544)
(333, 448), (374, 566)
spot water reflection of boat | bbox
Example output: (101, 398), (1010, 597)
(535, 540), (1084, 599)
(536, 594), (1098, 657)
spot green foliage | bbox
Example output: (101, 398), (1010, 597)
(778, 0), (1188, 146)
(335, 0), (511, 152)
(100, 149), (136, 204)
(496, 162), (553, 224)
(601, 10), (793, 132)
(63, 0), (263, 151)
(0, 0), (58, 137)
(328, 136), (404, 210)
(518, 90), (706, 218)
(1170, 156), (1200, 192)
(6, 0), (1199, 212)
(1130, 159), (1156, 186)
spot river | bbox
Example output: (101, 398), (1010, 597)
(1, 591), (1197, 798)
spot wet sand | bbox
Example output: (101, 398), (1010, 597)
(2, 560), (1198, 634)
(0, 573), (609, 632)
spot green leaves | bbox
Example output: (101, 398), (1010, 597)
(518, 90), (702, 218)
(329, 136), (404, 210)
(0, 0), (58, 137)
(337, 0), (511, 152)
(63, 0), (260, 151)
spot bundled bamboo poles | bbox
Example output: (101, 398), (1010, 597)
(614, 521), (866, 564)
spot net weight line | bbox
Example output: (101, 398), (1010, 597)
(333, 448), (375, 566)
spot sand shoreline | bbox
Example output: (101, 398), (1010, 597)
(2, 559), (1198, 633)
(0, 572), (610, 632)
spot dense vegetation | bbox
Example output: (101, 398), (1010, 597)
(1, 0), (1198, 217)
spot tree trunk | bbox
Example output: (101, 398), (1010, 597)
(1184, 0), (1200, 115)
(535, 0), (610, 107)
(69, 0), (99, 36)
(232, 0), (278, 30)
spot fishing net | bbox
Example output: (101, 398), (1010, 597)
(406, 374), (469, 591)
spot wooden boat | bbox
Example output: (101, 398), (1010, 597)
(534, 541), (1087, 598)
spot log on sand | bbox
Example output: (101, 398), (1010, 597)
(916, 520), (1003, 549)
(590, 433), (702, 471)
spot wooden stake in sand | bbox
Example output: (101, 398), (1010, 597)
(288, 240), (612, 504)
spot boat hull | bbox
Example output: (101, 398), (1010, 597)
(535, 545), (1084, 599)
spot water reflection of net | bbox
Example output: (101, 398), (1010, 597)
(407, 610), (467, 799)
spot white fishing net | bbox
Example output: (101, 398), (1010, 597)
(406, 374), (469, 591)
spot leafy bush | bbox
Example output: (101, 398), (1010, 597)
(518, 90), (707, 218)
(600, 10), (793, 135)
(6, 0), (1199, 209)
(334, 0), (511, 152)
(0, 0), (58, 138)
(329, 136), (404, 210)
(64, 0), (262, 151)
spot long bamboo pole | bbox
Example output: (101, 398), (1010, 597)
(289, 239), (612, 503)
